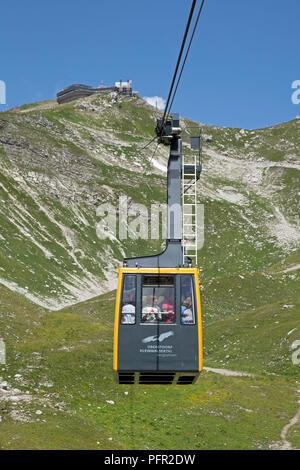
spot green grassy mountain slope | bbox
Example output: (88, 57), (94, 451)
(0, 94), (168, 309)
(0, 285), (299, 450)
(0, 93), (299, 449)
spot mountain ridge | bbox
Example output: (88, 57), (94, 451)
(0, 92), (299, 312)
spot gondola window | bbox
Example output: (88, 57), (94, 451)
(141, 275), (175, 324)
(181, 275), (196, 324)
(120, 275), (136, 324)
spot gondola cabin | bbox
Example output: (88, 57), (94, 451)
(113, 114), (203, 385)
(114, 267), (202, 385)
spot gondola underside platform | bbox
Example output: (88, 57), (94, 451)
(117, 371), (200, 385)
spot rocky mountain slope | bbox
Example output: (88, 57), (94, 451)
(0, 93), (299, 311)
(0, 94), (168, 309)
(0, 93), (299, 449)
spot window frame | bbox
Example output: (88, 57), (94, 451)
(119, 274), (137, 325)
(180, 274), (196, 325)
(141, 274), (177, 325)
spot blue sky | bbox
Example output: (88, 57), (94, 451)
(0, 0), (299, 129)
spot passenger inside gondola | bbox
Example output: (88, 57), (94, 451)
(142, 295), (161, 322)
(181, 297), (193, 324)
(181, 275), (195, 324)
(141, 275), (175, 323)
(121, 301), (136, 324)
(161, 300), (175, 323)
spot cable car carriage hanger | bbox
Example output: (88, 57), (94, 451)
(114, 0), (206, 385)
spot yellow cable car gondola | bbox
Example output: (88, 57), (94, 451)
(114, 114), (203, 385)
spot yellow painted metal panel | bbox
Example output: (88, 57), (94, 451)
(194, 269), (203, 372)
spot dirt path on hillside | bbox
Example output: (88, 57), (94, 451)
(19, 102), (58, 113)
(204, 367), (300, 450)
(203, 366), (254, 377)
(282, 263), (300, 273)
(279, 390), (300, 450)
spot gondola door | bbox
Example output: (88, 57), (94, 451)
(138, 273), (177, 372)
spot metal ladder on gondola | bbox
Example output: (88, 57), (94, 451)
(182, 127), (202, 266)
